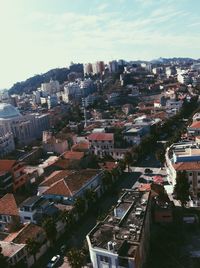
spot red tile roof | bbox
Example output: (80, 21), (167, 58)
(88, 133), (113, 141)
(0, 160), (16, 172)
(71, 141), (89, 152)
(53, 159), (70, 169)
(13, 223), (45, 244)
(40, 170), (72, 187)
(173, 162), (200, 171)
(43, 180), (73, 196)
(138, 183), (151, 192)
(43, 169), (100, 196)
(190, 121), (200, 129)
(63, 151), (84, 160)
(0, 194), (19, 216)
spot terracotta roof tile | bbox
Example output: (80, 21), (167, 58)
(0, 194), (19, 216)
(53, 159), (70, 169)
(173, 162), (200, 171)
(43, 180), (73, 196)
(71, 141), (89, 152)
(40, 170), (72, 187)
(0, 160), (16, 172)
(43, 169), (101, 197)
(63, 151), (84, 160)
(88, 133), (113, 141)
(13, 223), (45, 244)
(190, 121), (200, 129)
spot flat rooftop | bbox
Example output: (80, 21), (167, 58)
(88, 189), (150, 258)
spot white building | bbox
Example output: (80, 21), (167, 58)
(88, 133), (114, 158)
(42, 131), (68, 154)
(87, 190), (151, 268)
(0, 131), (15, 157)
(64, 82), (82, 103)
(0, 103), (50, 145)
(40, 79), (60, 95)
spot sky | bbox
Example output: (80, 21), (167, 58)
(0, 0), (200, 89)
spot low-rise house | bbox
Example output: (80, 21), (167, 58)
(4, 222), (49, 267)
(188, 121), (200, 137)
(88, 133), (114, 158)
(87, 189), (151, 268)
(71, 141), (89, 153)
(42, 131), (68, 154)
(0, 194), (20, 232)
(19, 195), (59, 224)
(0, 241), (27, 267)
(0, 160), (28, 192)
(38, 169), (103, 204)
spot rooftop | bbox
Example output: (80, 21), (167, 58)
(88, 133), (114, 141)
(43, 169), (101, 197)
(0, 241), (25, 258)
(0, 160), (16, 172)
(71, 141), (89, 152)
(0, 103), (22, 120)
(88, 189), (150, 258)
(190, 121), (200, 129)
(173, 162), (200, 171)
(40, 170), (72, 187)
(0, 194), (18, 216)
(63, 151), (84, 160)
(13, 223), (45, 244)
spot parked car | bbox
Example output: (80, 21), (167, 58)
(144, 168), (153, 174)
(47, 255), (60, 268)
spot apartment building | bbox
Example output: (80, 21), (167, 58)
(87, 189), (151, 268)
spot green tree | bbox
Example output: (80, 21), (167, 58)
(118, 159), (126, 173)
(84, 189), (97, 211)
(124, 152), (133, 171)
(67, 248), (85, 268)
(174, 171), (190, 207)
(26, 238), (40, 263)
(0, 246), (9, 268)
(74, 197), (86, 217)
(155, 148), (166, 167)
(42, 217), (57, 246)
(102, 171), (113, 191)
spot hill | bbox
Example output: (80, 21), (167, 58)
(9, 67), (70, 95)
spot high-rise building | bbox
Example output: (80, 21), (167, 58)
(84, 63), (93, 76)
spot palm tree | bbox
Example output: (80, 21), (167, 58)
(26, 238), (40, 263)
(67, 248), (85, 268)
(118, 159), (126, 173)
(124, 152), (133, 171)
(111, 168), (120, 181)
(102, 171), (113, 191)
(42, 217), (57, 247)
(84, 189), (97, 211)
(74, 197), (86, 218)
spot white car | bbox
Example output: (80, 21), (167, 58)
(47, 255), (60, 268)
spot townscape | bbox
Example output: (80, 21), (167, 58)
(1, 58), (200, 267)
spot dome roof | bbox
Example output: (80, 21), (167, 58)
(0, 103), (22, 119)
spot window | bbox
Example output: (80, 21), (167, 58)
(198, 172), (200, 176)
(189, 172), (192, 176)
(24, 216), (31, 220)
(100, 256), (109, 263)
